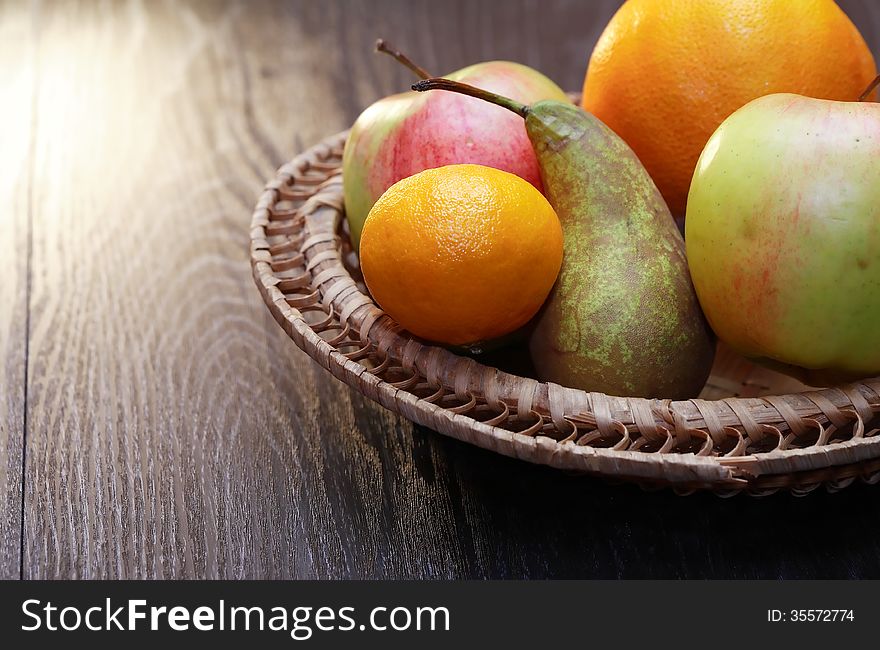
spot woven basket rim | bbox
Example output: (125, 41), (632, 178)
(250, 130), (880, 495)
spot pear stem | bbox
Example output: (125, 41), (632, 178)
(858, 73), (880, 102)
(375, 39), (432, 80)
(411, 78), (530, 118)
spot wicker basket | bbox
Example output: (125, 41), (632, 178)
(250, 130), (880, 496)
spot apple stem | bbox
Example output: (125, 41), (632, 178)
(411, 78), (530, 118)
(375, 39), (432, 80)
(858, 73), (880, 102)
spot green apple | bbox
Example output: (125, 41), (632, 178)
(686, 92), (880, 384)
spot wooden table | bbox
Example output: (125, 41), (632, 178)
(2, 0), (880, 580)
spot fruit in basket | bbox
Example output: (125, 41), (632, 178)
(582, 0), (878, 221)
(343, 42), (569, 248)
(413, 79), (715, 398)
(686, 85), (880, 384)
(359, 164), (563, 347)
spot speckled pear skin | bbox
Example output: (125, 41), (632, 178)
(526, 101), (715, 398)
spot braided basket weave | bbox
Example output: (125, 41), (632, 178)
(250, 130), (880, 496)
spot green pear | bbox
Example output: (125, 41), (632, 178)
(413, 79), (715, 398)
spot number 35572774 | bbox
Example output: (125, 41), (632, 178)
(768, 610), (854, 622)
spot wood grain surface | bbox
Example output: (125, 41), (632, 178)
(2, 0), (880, 579)
(0, 0), (34, 580)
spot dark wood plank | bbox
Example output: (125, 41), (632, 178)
(0, 1), (35, 580)
(841, 0), (880, 53)
(20, 0), (880, 580)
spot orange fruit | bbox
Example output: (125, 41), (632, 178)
(359, 164), (563, 346)
(583, 0), (878, 217)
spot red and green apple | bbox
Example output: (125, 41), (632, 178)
(686, 88), (880, 383)
(342, 50), (569, 248)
